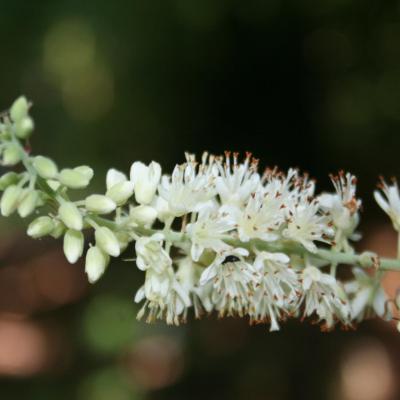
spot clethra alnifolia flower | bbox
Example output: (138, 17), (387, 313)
(1, 96), (400, 332)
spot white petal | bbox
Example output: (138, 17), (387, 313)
(106, 168), (127, 190)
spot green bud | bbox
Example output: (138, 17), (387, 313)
(33, 156), (58, 179)
(85, 194), (116, 214)
(63, 229), (84, 264)
(115, 231), (131, 252)
(74, 166), (93, 181)
(50, 219), (65, 239)
(27, 216), (54, 238)
(130, 205), (157, 226)
(106, 181), (134, 205)
(2, 143), (22, 166)
(1, 185), (23, 216)
(85, 246), (109, 283)
(10, 96), (29, 122)
(0, 172), (20, 190)
(15, 117), (34, 139)
(59, 168), (91, 189)
(58, 202), (83, 230)
(95, 226), (120, 257)
(18, 190), (39, 217)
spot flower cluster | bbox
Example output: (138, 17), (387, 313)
(0, 96), (399, 332)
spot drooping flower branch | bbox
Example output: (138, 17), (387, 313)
(1, 96), (400, 331)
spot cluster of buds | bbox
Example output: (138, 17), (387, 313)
(1, 96), (400, 332)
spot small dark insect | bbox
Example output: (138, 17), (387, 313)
(222, 255), (240, 264)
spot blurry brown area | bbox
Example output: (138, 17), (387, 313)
(0, 236), (86, 377)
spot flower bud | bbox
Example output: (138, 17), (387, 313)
(50, 219), (65, 239)
(59, 168), (91, 189)
(115, 231), (131, 252)
(64, 229), (84, 264)
(1, 185), (22, 216)
(85, 194), (116, 214)
(152, 196), (171, 222)
(106, 168), (127, 190)
(27, 216), (54, 238)
(130, 205), (157, 226)
(18, 190), (39, 217)
(33, 156), (58, 179)
(106, 181), (134, 205)
(130, 161), (161, 205)
(10, 96), (29, 122)
(2, 143), (22, 166)
(0, 172), (20, 190)
(15, 117), (34, 139)
(95, 226), (120, 257)
(85, 246), (109, 283)
(58, 202), (83, 230)
(74, 166), (93, 181)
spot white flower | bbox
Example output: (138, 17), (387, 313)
(135, 233), (171, 273)
(135, 266), (191, 325)
(215, 152), (260, 209)
(106, 168), (128, 190)
(176, 257), (213, 318)
(185, 207), (234, 261)
(130, 161), (161, 205)
(301, 266), (350, 329)
(233, 191), (283, 242)
(374, 178), (400, 231)
(344, 268), (390, 321)
(200, 248), (258, 317)
(250, 252), (301, 331)
(158, 154), (217, 216)
(105, 168), (134, 206)
(318, 172), (361, 251)
(283, 201), (333, 253)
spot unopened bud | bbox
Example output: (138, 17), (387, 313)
(106, 181), (134, 205)
(18, 190), (39, 217)
(85, 246), (109, 283)
(2, 143), (21, 166)
(130, 205), (157, 226)
(15, 117), (34, 139)
(50, 219), (65, 239)
(10, 96), (29, 122)
(130, 161), (161, 205)
(85, 194), (116, 214)
(74, 166), (93, 181)
(27, 216), (54, 238)
(106, 168), (127, 190)
(152, 196), (171, 222)
(95, 226), (120, 257)
(0, 172), (20, 190)
(1, 185), (22, 216)
(33, 156), (58, 179)
(58, 202), (83, 230)
(59, 168), (91, 189)
(64, 229), (84, 264)
(115, 231), (131, 252)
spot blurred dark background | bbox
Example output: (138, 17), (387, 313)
(1, 1), (400, 399)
